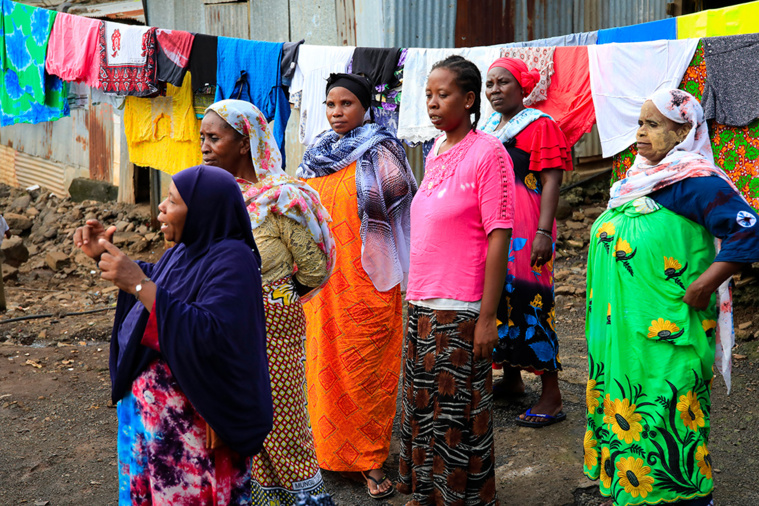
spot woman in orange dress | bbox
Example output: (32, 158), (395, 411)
(297, 73), (417, 500)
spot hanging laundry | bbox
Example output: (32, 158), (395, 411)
(678, 0), (759, 38)
(67, 82), (89, 109)
(596, 18), (676, 44)
(91, 86), (125, 109)
(500, 46), (555, 106)
(280, 39), (304, 88)
(45, 11), (102, 88)
(500, 31), (598, 48)
(524, 46), (595, 146)
(396, 46), (500, 144)
(352, 47), (402, 89)
(701, 33), (759, 127)
(588, 39), (699, 158)
(0, 0), (69, 126)
(155, 29), (194, 87)
(214, 37), (289, 157)
(189, 33), (217, 92)
(289, 44), (354, 146)
(124, 73), (202, 175)
(98, 22), (158, 97)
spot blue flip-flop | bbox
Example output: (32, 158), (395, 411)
(515, 408), (567, 428)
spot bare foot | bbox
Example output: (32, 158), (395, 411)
(518, 371), (563, 423)
(493, 366), (525, 397)
(363, 468), (394, 497)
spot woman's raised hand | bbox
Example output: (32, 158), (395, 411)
(74, 219), (116, 260)
(98, 239), (147, 294)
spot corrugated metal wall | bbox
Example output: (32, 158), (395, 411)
(356, 0), (457, 48)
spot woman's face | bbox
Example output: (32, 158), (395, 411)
(485, 66), (523, 114)
(200, 111), (249, 171)
(426, 67), (474, 132)
(157, 181), (188, 243)
(636, 101), (690, 165)
(326, 87), (366, 137)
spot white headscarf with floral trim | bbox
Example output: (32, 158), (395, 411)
(206, 99), (335, 301)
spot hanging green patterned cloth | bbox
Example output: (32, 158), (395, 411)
(0, 0), (69, 126)
(584, 197), (716, 505)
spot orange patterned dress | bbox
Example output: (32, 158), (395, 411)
(303, 162), (403, 471)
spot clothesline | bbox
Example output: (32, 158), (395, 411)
(3, 0), (759, 205)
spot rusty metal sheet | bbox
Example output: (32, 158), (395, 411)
(205, 2), (250, 38)
(335, 0), (357, 46)
(89, 104), (114, 182)
(0, 145), (17, 188)
(14, 152), (68, 198)
(455, 0), (515, 47)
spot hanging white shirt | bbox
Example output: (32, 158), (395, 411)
(290, 45), (355, 147)
(396, 46), (502, 144)
(588, 39), (700, 158)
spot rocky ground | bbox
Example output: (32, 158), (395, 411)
(1, 181), (758, 505)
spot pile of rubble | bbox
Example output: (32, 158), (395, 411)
(0, 184), (162, 286)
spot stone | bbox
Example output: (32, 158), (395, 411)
(2, 264), (18, 281)
(114, 220), (130, 233)
(42, 226), (58, 240)
(4, 212), (32, 232)
(26, 207), (39, 218)
(1, 236), (29, 266)
(555, 196), (572, 220)
(67, 178), (118, 203)
(584, 206), (606, 220)
(137, 225), (149, 235)
(46, 251), (70, 271)
(555, 285), (575, 296)
(11, 194), (31, 211)
(565, 221), (586, 230)
(125, 222), (135, 232)
(566, 239), (584, 249)
(738, 321), (752, 330)
(571, 211), (585, 221)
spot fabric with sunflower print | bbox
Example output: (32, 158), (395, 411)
(398, 304), (498, 506)
(611, 41), (759, 211)
(493, 117), (572, 372)
(585, 196), (717, 505)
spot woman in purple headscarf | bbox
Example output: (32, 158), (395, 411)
(75, 165), (272, 505)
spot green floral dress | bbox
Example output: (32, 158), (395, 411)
(585, 197), (716, 505)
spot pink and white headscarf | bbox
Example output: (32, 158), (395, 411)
(206, 99), (335, 301)
(609, 89), (740, 209)
(609, 88), (739, 393)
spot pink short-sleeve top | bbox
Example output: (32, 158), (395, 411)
(406, 130), (515, 302)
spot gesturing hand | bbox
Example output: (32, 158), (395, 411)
(98, 239), (147, 294)
(74, 219), (116, 261)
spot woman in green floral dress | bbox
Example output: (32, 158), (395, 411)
(585, 89), (759, 506)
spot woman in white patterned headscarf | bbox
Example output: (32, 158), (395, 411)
(202, 99), (334, 504)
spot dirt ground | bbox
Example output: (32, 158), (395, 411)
(2, 196), (759, 505)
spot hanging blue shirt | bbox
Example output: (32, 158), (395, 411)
(651, 176), (759, 264)
(214, 37), (289, 163)
(597, 18), (677, 44)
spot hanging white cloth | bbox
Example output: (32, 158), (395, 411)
(289, 45), (355, 146)
(588, 39), (700, 158)
(396, 46), (502, 144)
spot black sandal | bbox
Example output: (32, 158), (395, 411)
(361, 471), (395, 500)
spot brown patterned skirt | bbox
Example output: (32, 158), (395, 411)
(398, 303), (498, 506)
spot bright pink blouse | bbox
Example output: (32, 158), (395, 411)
(45, 13), (102, 88)
(406, 130), (515, 302)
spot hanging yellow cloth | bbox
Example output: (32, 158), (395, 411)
(678, 0), (759, 38)
(124, 72), (201, 175)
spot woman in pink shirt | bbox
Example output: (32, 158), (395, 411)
(397, 55), (514, 506)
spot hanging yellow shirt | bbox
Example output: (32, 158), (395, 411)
(678, 1), (759, 38)
(124, 72), (202, 175)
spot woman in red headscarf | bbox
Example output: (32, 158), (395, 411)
(482, 57), (573, 427)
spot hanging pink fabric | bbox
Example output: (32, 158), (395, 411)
(45, 12), (103, 88)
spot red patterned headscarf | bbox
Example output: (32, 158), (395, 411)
(488, 57), (541, 96)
